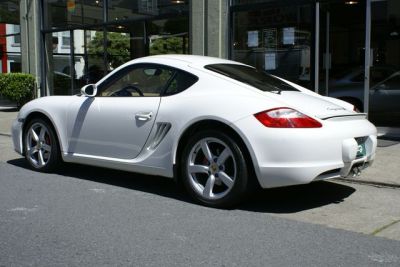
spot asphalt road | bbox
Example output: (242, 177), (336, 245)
(1, 159), (400, 266)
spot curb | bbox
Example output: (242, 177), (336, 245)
(336, 178), (400, 189)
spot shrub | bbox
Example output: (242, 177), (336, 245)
(0, 73), (35, 108)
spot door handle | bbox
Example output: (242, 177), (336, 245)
(135, 112), (153, 121)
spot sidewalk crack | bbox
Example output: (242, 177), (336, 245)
(370, 219), (400, 236)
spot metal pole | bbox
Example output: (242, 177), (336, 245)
(39, 0), (47, 97)
(364, 0), (371, 115)
(314, 2), (319, 93)
(69, 29), (74, 95)
(325, 11), (330, 96)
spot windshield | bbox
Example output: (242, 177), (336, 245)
(205, 64), (299, 93)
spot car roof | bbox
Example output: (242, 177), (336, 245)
(132, 54), (246, 68)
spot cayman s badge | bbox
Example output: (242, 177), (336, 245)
(327, 107), (346, 111)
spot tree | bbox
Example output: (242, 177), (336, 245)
(87, 31), (130, 70)
(150, 36), (188, 55)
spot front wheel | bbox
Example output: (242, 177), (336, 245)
(180, 130), (249, 208)
(24, 118), (60, 172)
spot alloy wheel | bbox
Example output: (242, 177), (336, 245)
(187, 137), (237, 200)
(26, 122), (52, 168)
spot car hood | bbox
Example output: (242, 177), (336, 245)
(270, 91), (356, 119)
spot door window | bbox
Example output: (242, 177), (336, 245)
(98, 64), (174, 97)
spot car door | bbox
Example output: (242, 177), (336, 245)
(370, 72), (400, 127)
(67, 63), (175, 159)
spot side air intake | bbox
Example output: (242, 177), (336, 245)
(149, 122), (171, 150)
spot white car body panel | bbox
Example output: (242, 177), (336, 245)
(12, 55), (377, 188)
(66, 96), (160, 159)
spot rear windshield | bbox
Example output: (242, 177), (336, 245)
(205, 64), (299, 93)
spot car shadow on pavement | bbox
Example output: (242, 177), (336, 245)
(7, 158), (356, 213)
(0, 107), (18, 112)
(238, 181), (356, 213)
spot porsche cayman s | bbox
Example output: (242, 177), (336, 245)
(12, 55), (377, 207)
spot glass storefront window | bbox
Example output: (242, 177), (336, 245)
(0, 2), (21, 104)
(42, 0), (189, 96)
(107, 0), (188, 22)
(318, 1), (366, 97)
(231, 3), (313, 88)
(107, 0), (152, 21)
(232, 0), (276, 6)
(105, 22), (145, 71)
(148, 18), (189, 55)
(370, 0), (400, 127)
(0, 0), (20, 25)
(84, 29), (107, 81)
(45, 31), (72, 95)
(43, 0), (104, 29)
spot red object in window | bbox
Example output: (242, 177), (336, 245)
(0, 23), (7, 73)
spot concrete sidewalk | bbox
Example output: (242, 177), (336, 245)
(0, 107), (17, 137)
(1, 106), (399, 187)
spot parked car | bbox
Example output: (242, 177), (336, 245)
(12, 55), (377, 208)
(329, 65), (396, 88)
(329, 70), (400, 127)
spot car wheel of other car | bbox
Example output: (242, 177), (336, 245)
(24, 118), (60, 172)
(181, 130), (249, 208)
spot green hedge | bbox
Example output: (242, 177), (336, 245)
(0, 73), (35, 108)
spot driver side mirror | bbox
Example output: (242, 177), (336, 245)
(81, 84), (97, 97)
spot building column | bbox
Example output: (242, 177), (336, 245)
(20, 0), (42, 97)
(190, 0), (229, 59)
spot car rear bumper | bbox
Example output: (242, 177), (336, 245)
(233, 116), (377, 188)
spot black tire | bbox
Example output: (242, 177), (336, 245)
(180, 129), (249, 208)
(23, 117), (60, 172)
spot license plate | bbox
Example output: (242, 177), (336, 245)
(356, 143), (366, 158)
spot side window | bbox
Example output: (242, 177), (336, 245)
(99, 64), (174, 97)
(164, 71), (199, 96)
(382, 74), (400, 90)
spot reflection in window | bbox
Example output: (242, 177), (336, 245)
(382, 73), (400, 90)
(148, 18), (189, 55)
(83, 29), (106, 84)
(12, 24), (20, 44)
(1, 24), (21, 74)
(43, 0), (104, 29)
(61, 31), (71, 47)
(41, 0), (189, 96)
(107, 0), (188, 22)
(100, 65), (174, 97)
(231, 4), (313, 88)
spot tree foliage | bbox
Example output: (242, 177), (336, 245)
(87, 31), (130, 69)
(150, 37), (188, 55)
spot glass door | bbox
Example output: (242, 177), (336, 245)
(369, 0), (400, 127)
(317, 0), (366, 106)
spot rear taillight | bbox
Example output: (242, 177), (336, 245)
(254, 108), (322, 128)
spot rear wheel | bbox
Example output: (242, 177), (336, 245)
(24, 118), (60, 172)
(180, 130), (249, 208)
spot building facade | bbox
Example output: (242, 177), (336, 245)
(0, 0), (399, 127)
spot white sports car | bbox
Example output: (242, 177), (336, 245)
(12, 55), (377, 207)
